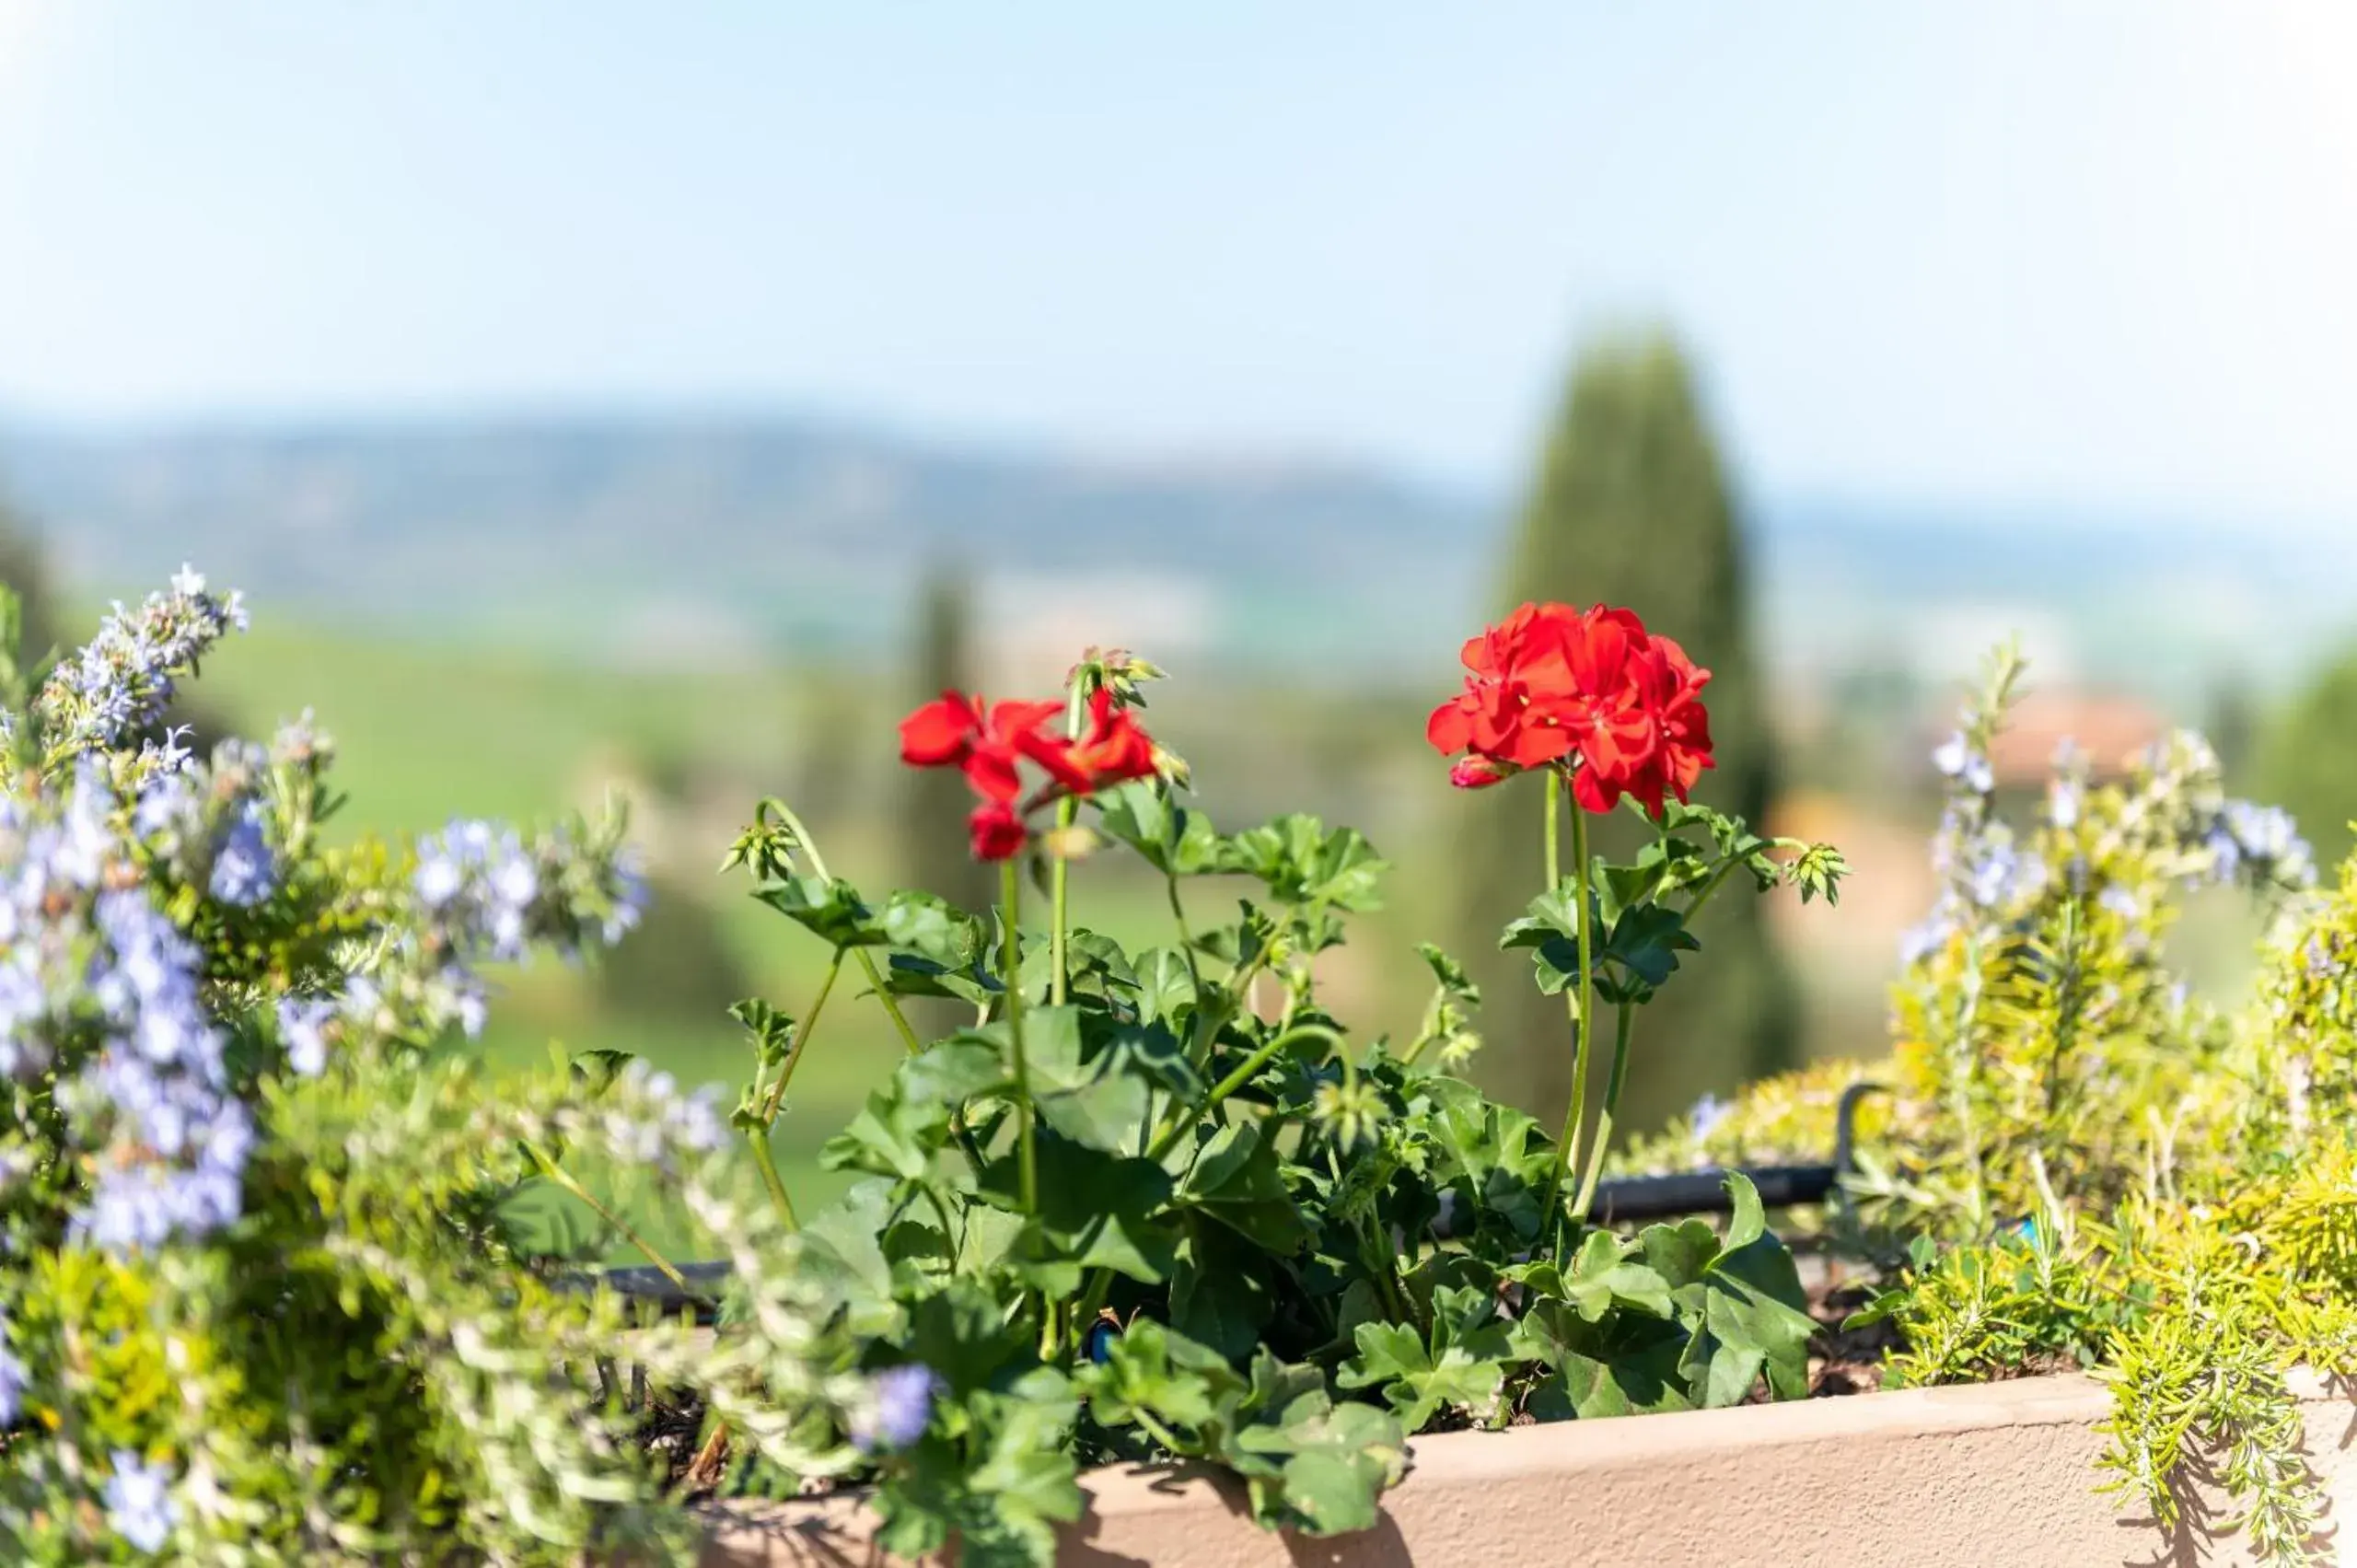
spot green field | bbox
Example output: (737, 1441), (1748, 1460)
(168, 615), (1459, 1261)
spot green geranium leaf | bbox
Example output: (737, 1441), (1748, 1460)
(1337, 1284), (1513, 1431)
(1169, 1225), (1279, 1358)
(1194, 899), (1279, 969)
(1420, 1076), (1550, 1243)
(1017, 1005), (1195, 1155)
(1500, 882), (1580, 950)
(1005, 1133), (1178, 1288)
(1095, 780), (1221, 876)
(797, 1179), (902, 1335)
(1556, 1338), (1696, 1420)
(1065, 928), (1140, 996)
(726, 998), (795, 1071)
(878, 889), (989, 969)
(1176, 1121), (1311, 1253)
(567, 1046), (636, 1097)
(904, 1278), (1033, 1399)
(1721, 1168), (1769, 1253)
(819, 1036), (999, 1180)
(1130, 946), (1201, 1028)
(819, 1088), (942, 1182)
(1699, 1176), (1817, 1403)
(1262, 1396), (1405, 1537)
(1564, 1226), (1676, 1321)
(1218, 813), (1389, 913)
(1639, 1215), (1723, 1289)
(1082, 1318), (1239, 1430)
(752, 874), (881, 947)
(1416, 940), (1475, 995)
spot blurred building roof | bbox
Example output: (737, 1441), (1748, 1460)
(1981, 689), (2172, 784)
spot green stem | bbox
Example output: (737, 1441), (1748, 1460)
(1544, 767), (1563, 888)
(525, 1140), (693, 1290)
(1147, 1023), (1343, 1164)
(1682, 857), (1742, 921)
(760, 951), (843, 1125)
(1049, 684), (1086, 1008)
(1131, 1407), (1190, 1457)
(761, 797), (920, 1053)
(1003, 860), (1039, 1215)
(1539, 802), (1596, 1252)
(1165, 872), (1205, 1005)
(858, 950), (923, 1055)
(747, 1132), (800, 1231)
(766, 796), (831, 879)
(1570, 1002), (1635, 1219)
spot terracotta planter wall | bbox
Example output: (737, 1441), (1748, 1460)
(696, 1372), (2357, 1567)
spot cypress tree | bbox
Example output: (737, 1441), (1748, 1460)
(900, 562), (994, 920)
(1450, 330), (1798, 1135)
(2256, 650), (2357, 873)
(0, 498), (57, 671)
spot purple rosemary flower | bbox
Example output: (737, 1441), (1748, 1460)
(41, 568), (246, 754)
(852, 1364), (940, 1453)
(1899, 904), (1956, 966)
(102, 1449), (178, 1555)
(207, 802), (276, 907)
(0, 1318), (23, 1426)
(277, 996), (335, 1077)
(1932, 731), (1994, 796)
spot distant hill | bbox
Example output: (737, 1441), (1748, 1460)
(2, 415), (1488, 678)
(5, 413), (2350, 703)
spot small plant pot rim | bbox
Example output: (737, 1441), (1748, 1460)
(691, 1368), (2357, 1567)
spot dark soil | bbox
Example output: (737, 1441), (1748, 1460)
(1736, 1263), (1900, 1405)
(1798, 1275), (1898, 1399)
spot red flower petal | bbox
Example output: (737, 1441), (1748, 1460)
(968, 801), (1028, 861)
(899, 691), (982, 767)
(1064, 688), (1157, 789)
(960, 745), (1026, 804)
(1570, 761), (1622, 814)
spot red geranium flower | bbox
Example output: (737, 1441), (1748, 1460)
(900, 681), (1167, 862)
(1429, 601), (1714, 820)
(1064, 688), (1157, 790)
(1425, 601), (1585, 771)
(967, 801), (1028, 862)
(898, 691), (985, 767)
(1557, 606), (1659, 811)
(899, 691), (1070, 803)
(1620, 633), (1714, 814)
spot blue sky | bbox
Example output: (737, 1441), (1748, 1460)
(3, 2), (2355, 530)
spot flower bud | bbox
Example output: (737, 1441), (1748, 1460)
(1448, 757), (1515, 790)
(1039, 823), (1104, 862)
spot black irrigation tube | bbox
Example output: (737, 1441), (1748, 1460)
(586, 1084), (1887, 1325)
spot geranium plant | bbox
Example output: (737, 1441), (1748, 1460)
(712, 602), (1847, 1562)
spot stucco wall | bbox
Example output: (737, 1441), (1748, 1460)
(699, 1372), (2357, 1567)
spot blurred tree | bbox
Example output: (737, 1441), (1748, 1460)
(898, 562), (994, 920)
(2203, 671), (2258, 785)
(1446, 330), (1799, 1137)
(2256, 650), (2357, 872)
(594, 873), (757, 1022)
(0, 497), (58, 669)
